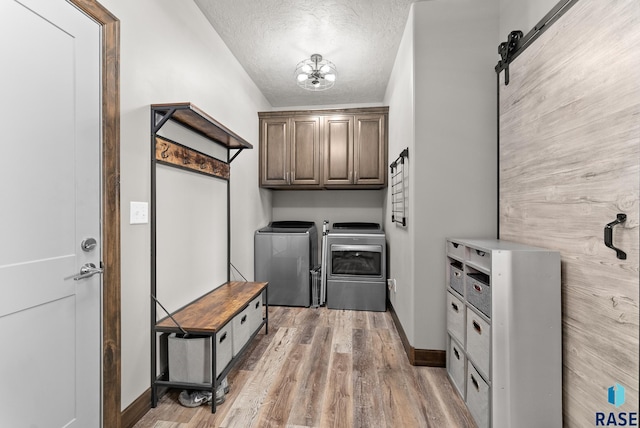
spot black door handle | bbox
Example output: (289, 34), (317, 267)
(604, 213), (627, 260)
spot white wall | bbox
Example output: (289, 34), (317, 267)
(383, 5), (416, 344)
(384, 0), (498, 351)
(98, 0), (272, 410)
(413, 0), (498, 350)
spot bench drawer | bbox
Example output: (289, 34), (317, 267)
(167, 324), (233, 382)
(248, 294), (264, 334)
(232, 304), (252, 356)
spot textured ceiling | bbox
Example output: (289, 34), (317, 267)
(194, 0), (422, 107)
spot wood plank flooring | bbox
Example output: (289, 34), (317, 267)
(135, 306), (476, 428)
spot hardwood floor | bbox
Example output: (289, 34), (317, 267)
(135, 306), (477, 428)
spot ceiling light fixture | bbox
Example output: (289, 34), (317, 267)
(294, 54), (337, 91)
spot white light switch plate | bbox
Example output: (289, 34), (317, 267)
(130, 201), (149, 224)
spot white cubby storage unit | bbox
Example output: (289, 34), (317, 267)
(445, 239), (562, 428)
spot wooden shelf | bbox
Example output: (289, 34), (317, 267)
(152, 102), (253, 150)
(155, 281), (268, 334)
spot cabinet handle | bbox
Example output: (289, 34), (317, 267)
(475, 250), (486, 257)
(454, 271), (461, 278)
(473, 320), (482, 334)
(451, 302), (459, 312)
(241, 314), (247, 324)
(471, 374), (480, 391)
(219, 332), (227, 343)
(453, 347), (460, 360)
(474, 283), (482, 293)
(452, 243), (460, 248)
(255, 301), (260, 309)
(604, 213), (627, 260)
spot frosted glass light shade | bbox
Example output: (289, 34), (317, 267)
(294, 54), (337, 91)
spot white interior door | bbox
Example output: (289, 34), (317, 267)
(0, 0), (101, 426)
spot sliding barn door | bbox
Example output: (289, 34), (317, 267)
(499, 0), (639, 425)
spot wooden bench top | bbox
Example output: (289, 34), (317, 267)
(155, 281), (268, 334)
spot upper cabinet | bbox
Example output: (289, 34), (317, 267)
(259, 117), (289, 187)
(291, 116), (322, 186)
(260, 115), (321, 188)
(353, 114), (386, 186)
(259, 107), (388, 190)
(323, 115), (354, 186)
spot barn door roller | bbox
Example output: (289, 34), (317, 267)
(497, 30), (523, 85)
(494, 0), (579, 85)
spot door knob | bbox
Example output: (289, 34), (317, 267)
(64, 263), (104, 281)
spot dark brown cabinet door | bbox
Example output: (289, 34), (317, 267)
(259, 107), (387, 189)
(354, 114), (386, 186)
(260, 117), (289, 186)
(323, 115), (354, 186)
(291, 116), (321, 186)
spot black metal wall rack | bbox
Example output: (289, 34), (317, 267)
(390, 148), (409, 227)
(150, 102), (253, 411)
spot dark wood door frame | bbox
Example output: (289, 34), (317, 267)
(68, 1), (121, 427)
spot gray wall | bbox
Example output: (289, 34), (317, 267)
(383, 5), (416, 346)
(99, 0), (272, 410)
(384, 0), (499, 351)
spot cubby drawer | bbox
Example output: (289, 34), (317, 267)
(446, 292), (465, 345)
(449, 263), (464, 296)
(468, 247), (491, 271)
(466, 308), (490, 378)
(248, 294), (263, 334)
(466, 362), (490, 428)
(466, 273), (491, 318)
(232, 304), (252, 357)
(447, 240), (465, 259)
(448, 336), (466, 399)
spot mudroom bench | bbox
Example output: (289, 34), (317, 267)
(151, 281), (269, 413)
